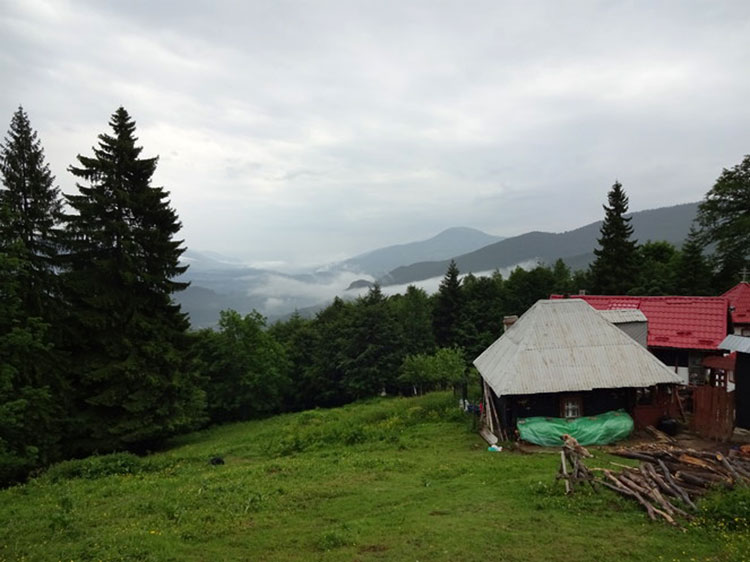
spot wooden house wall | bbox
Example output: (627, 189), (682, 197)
(496, 388), (631, 430)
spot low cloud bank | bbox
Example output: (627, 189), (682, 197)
(247, 260), (540, 318)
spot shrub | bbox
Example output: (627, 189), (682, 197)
(43, 452), (167, 482)
(398, 348), (465, 394)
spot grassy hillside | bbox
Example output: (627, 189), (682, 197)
(1, 392), (745, 561)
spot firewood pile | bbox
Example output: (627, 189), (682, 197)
(595, 446), (750, 526)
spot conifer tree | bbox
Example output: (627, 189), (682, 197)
(0, 106), (63, 318)
(462, 272), (504, 359)
(0, 108), (65, 479)
(589, 181), (639, 294)
(0, 229), (60, 483)
(432, 260), (464, 348)
(672, 227), (713, 295)
(62, 107), (204, 452)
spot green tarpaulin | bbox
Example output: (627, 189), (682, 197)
(516, 410), (634, 447)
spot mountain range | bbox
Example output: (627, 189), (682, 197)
(175, 227), (503, 327)
(379, 202), (699, 286)
(176, 201), (700, 327)
(338, 227), (504, 277)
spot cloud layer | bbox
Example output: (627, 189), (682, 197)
(3, 1), (749, 267)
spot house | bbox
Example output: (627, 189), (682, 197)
(550, 294), (730, 385)
(719, 334), (750, 430)
(723, 282), (750, 336)
(473, 299), (683, 439)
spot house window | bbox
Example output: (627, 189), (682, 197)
(741, 327), (750, 337)
(561, 395), (582, 419)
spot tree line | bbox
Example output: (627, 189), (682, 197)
(1, 106), (747, 485)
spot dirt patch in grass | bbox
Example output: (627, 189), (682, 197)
(358, 544), (389, 553)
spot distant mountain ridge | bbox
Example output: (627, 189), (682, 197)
(336, 227), (504, 277)
(176, 202), (700, 327)
(379, 202), (700, 286)
(176, 227), (504, 327)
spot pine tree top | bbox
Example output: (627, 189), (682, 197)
(0, 106), (62, 258)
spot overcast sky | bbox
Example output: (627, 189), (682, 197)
(2, 1), (749, 269)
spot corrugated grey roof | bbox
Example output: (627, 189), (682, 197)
(473, 299), (682, 397)
(720, 334), (750, 353)
(598, 309), (647, 324)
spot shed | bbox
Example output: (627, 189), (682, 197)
(474, 299), (683, 436)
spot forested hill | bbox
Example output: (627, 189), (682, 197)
(337, 226), (504, 277)
(380, 202), (699, 286)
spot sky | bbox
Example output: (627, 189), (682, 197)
(2, 0), (750, 270)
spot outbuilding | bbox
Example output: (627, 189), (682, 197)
(474, 299), (683, 440)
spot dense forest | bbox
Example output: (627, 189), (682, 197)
(1, 106), (748, 486)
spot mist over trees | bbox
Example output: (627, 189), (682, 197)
(0, 106), (746, 485)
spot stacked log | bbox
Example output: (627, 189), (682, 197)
(599, 446), (750, 525)
(557, 437), (597, 494)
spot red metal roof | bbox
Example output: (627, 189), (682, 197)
(702, 352), (737, 371)
(723, 282), (750, 326)
(549, 295), (729, 351)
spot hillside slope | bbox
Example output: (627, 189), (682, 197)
(0, 391), (736, 561)
(381, 202), (699, 285)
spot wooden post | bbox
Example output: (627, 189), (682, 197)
(560, 451), (571, 494)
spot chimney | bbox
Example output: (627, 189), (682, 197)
(503, 315), (518, 332)
(578, 289), (587, 296)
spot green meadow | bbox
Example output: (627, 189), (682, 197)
(1, 392), (747, 562)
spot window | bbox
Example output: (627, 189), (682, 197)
(560, 395), (582, 419)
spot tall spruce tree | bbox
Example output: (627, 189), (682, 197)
(432, 260), (464, 348)
(62, 107), (204, 452)
(589, 181), (639, 294)
(0, 107), (63, 318)
(0, 108), (65, 480)
(672, 227), (713, 295)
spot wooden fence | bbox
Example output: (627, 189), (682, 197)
(691, 386), (735, 441)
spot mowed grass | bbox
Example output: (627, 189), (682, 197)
(1, 392), (747, 562)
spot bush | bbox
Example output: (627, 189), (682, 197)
(263, 392), (464, 457)
(398, 348), (465, 395)
(42, 452), (167, 482)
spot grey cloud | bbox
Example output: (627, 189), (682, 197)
(2, 1), (750, 267)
